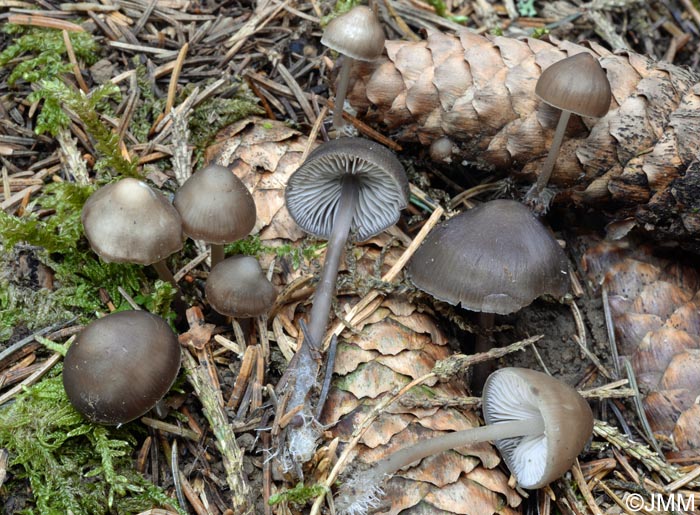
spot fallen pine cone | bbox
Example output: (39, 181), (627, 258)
(582, 239), (700, 453)
(207, 117), (521, 513)
(347, 30), (700, 251)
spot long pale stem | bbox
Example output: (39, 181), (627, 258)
(373, 417), (545, 479)
(332, 56), (354, 134)
(307, 177), (358, 348)
(535, 110), (571, 193)
(151, 259), (187, 320)
(211, 244), (225, 268)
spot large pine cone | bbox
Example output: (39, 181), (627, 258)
(347, 30), (700, 251)
(582, 239), (700, 452)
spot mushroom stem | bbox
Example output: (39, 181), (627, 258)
(152, 259), (179, 290)
(211, 244), (225, 268)
(332, 56), (354, 133)
(534, 109), (571, 193)
(307, 177), (358, 348)
(372, 417), (545, 480)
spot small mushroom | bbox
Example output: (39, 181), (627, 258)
(321, 5), (385, 133)
(205, 255), (277, 318)
(336, 368), (593, 513)
(63, 310), (181, 425)
(82, 178), (184, 286)
(174, 164), (256, 267)
(285, 137), (408, 347)
(527, 52), (611, 209)
(408, 199), (569, 315)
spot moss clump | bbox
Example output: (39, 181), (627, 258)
(0, 368), (182, 514)
(268, 482), (328, 506)
(0, 24), (97, 87)
(224, 234), (325, 269)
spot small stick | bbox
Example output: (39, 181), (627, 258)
(62, 30), (89, 93)
(0, 352), (62, 406)
(571, 459), (604, 515)
(171, 439), (187, 511)
(140, 418), (201, 441)
(8, 14), (84, 31)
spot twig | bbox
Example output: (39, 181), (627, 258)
(62, 30), (89, 92)
(171, 439), (187, 511)
(0, 353), (62, 406)
(182, 350), (251, 512)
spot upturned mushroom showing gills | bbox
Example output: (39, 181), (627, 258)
(336, 368), (593, 515)
(527, 52), (611, 209)
(408, 199), (569, 315)
(63, 310), (181, 425)
(321, 5), (385, 133)
(174, 164), (256, 267)
(205, 255), (277, 318)
(81, 178), (183, 287)
(285, 137), (408, 348)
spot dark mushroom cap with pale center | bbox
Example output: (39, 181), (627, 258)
(407, 200), (569, 315)
(81, 178), (183, 265)
(535, 52), (611, 118)
(483, 367), (593, 489)
(285, 138), (408, 242)
(321, 5), (385, 62)
(63, 310), (181, 425)
(174, 164), (256, 244)
(205, 255), (277, 317)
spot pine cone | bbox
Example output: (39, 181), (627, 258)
(347, 30), (700, 251)
(582, 240), (700, 452)
(207, 117), (521, 513)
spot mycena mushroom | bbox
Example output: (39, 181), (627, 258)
(336, 368), (594, 515)
(63, 310), (181, 425)
(526, 52), (611, 210)
(285, 137), (408, 349)
(322, 5), (385, 133)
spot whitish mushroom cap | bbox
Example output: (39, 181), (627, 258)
(285, 138), (408, 242)
(205, 255), (277, 317)
(321, 5), (386, 61)
(535, 52), (611, 118)
(81, 178), (183, 265)
(483, 368), (593, 489)
(173, 164), (256, 244)
(407, 200), (569, 315)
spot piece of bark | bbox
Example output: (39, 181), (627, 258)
(348, 30), (700, 251)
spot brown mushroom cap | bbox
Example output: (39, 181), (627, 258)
(205, 255), (277, 317)
(173, 164), (256, 244)
(535, 52), (611, 118)
(285, 137), (408, 242)
(483, 367), (594, 489)
(63, 310), (181, 425)
(321, 6), (385, 62)
(407, 200), (569, 315)
(81, 178), (183, 265)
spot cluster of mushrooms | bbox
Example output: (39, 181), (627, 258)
(61, 4), (606, 512)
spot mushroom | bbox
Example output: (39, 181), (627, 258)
(527, 52), (611, 208)
(408, 199), (569, 315)
(205, 255), (277, 318)
(63, 310), (181, 425)
(321, 5), (385, 133)
(336, 368), (593, 514)
(81, 178), (183, 287)
(407, 199), (569, 387)
(173, 164), (256, 267)
(285, 137), (408, 348)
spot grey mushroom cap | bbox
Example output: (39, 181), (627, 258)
(483, 368), (594, 489)
(285, 138), (408, 242)
(205, 255), (277, 317)
(407, 200), (569, 315)
(174, 164), (256, 244)
(81, 178), (183, 265)
(535, 53), (611, 118)
(321, 6), (386, 62)
(63, 310), (181, 425)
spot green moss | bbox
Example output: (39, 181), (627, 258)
(224, 234), (325, 269)
(268, 482), (328, 506)
(0, 369), (182, 514)
(0, 24), (98, 87)
(130, 64), (166, 143)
